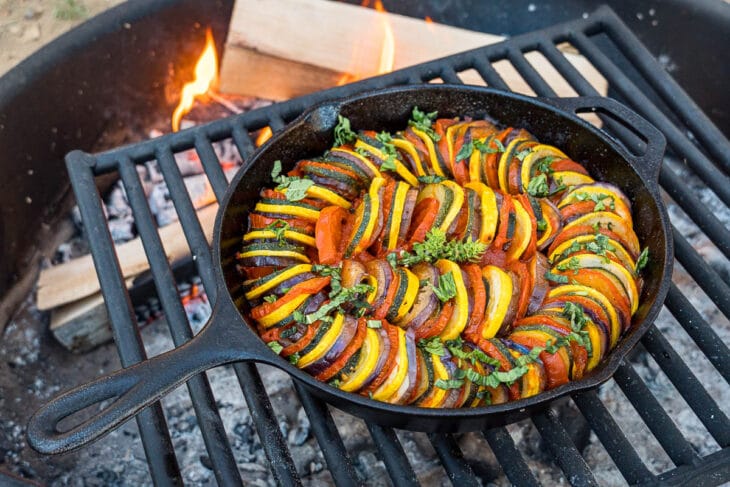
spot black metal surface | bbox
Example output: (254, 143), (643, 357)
(26, 6), (730, 486)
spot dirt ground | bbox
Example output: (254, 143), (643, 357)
(0, 0), (125, 77)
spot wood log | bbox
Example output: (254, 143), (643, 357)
(219, 0), (608, 100)
(36, 203), (218, 311)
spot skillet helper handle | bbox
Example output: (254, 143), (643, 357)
(543, 96), (666, 184)
(27, 301), (270, 454)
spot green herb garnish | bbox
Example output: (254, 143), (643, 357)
(417, 175), (447, 184)
(544, 271), (569, 284)
(367, 320), (382, 329)
(289, 353), (300, 365)
(408, 107), (440, 141)
(556, 257), (581, 274)
(526, 174), (550, 198)
(398, 228), (487, 266)
(271, 160), (314, 201)
(418, 336), (445, 356)
(263, 295), (277, 304)
(333, 115), (357, 147)
(435, 379), (465, 390)
(431, 271), (457, 302)
(455, 140), (474, 163)
(264, 219), (290, 246)
(636, 247), (650, 272)
(267, 341), (283, 354)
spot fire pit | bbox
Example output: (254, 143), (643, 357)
(1, 0), (729, 485)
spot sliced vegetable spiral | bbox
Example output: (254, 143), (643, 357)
(239, 108), (648, 407)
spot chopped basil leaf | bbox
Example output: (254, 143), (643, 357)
(474, 139), (499, 154)
(289, 353), (300, 365)
(526, 174), (550, 197)
(435, 379), (465, 390)
(515, 149), (531, 161)
(535, 156), (555, 174)
(455, 140), (474, 163)
(333, 115), (357, 147)
(544, 271), (569, 284)
(417, 174), (446, 184)
(271, 160), (283, 179)
(263, 295), (277, 304)
(562, 302), (587, 331)
(431, 271), (457, 302)
(556, 256), (581, 274)
(271, 160), (314, 201)
(536, 219), (548, 232)
(418, 336), (445, 356)
(636, 247), (650, 272)
(267, 341), (283, 354)
(264, 219), (290, 246)
(409, 106), (440, 141)
(367, 320), (382, 329)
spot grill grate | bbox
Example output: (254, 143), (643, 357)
(62, 6), (730, 486)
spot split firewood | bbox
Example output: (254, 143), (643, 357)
(219, 0), (608, 100)
(36, 203), (218, 311)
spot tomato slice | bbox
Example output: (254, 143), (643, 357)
(408, 197), (440, 244)
(415, 301), (455, 340)
(316, 206), (350, 264)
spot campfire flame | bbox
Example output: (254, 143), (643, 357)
(337, 0), (395, 85)
(374, 0), (395, 75)
(172, 28), (218, 132)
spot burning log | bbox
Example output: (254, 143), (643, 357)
(219, 0), (608, 99)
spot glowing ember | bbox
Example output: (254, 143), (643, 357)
(172, 28), (218, 132)
(255, 127), (273, 147)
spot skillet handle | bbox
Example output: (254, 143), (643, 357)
(542, 96), (666, 184)
(27, 299), (273, 454)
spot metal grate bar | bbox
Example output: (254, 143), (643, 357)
(117, 157), (242, 486)
(66, 153), (182, 485)
(673, 229), (730, 319)
(572, 390), (655, 484)
(537, 41), (596, 96)
(600, 8), (730, 172)
(194, 133), (229, 201)
(569, 31), (730, 208)
(232, 123), (256, 160)
(664, 284), (730, 382)
(506, 48), (556, 97)
(155, 145), (301, 485)
(657, 448), (730, 485)
(155, 147), (219, 299)
(531, 409), (598, 486)
(483, 427), (540, 487)
(440, 66), (464, 84)
(427, 433), (479, 487)
(471, 56), (509, 90)
(659, 162), (730, 261)
(613, 362), (700, 467)
(234, 363), (302, 486)
(293, 383), (360, 486)
(367, 424), (420, 487)
(641, 327), (730, 447)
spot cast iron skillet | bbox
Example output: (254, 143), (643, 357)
(28, 85), (672, 454)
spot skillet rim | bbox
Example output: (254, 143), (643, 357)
(213, 84), (672, 422)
